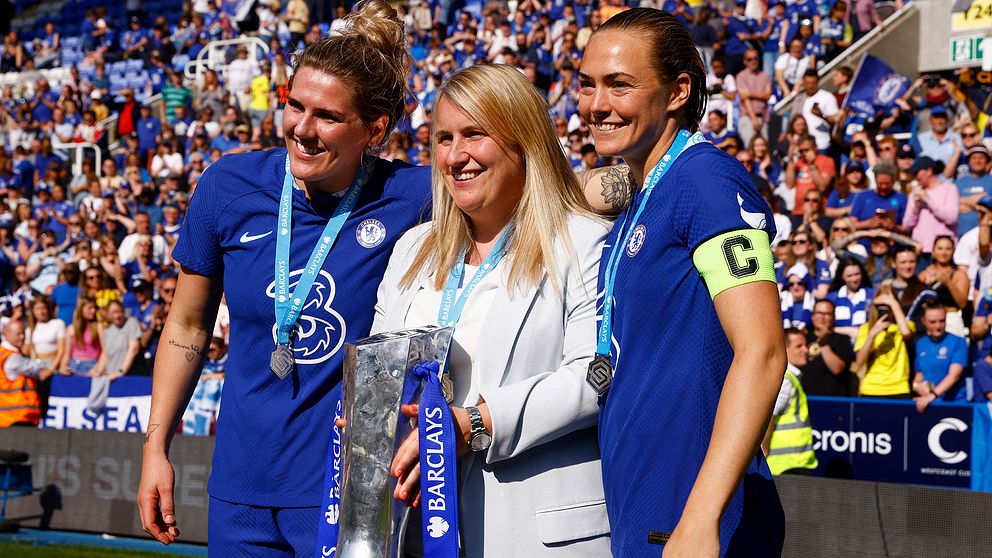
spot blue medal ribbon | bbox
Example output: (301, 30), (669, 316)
(596, 130), (695, 360)
(275, 155), (370, 348)
(437, 228), (509, 329)
(272, 153), (368, 558)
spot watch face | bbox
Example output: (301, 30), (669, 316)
(471, 432), (492, 452)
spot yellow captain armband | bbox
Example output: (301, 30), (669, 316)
(692, 229), (776, 300)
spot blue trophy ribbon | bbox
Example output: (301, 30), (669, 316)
(412, 361), (459, 558)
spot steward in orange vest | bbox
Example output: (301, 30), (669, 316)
(0, 320), (49, 427)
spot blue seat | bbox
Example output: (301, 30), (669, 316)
(109, 61), (127, 74)
(126, 59), (144, 72)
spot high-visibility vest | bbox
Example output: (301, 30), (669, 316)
(0, 346), (41, 428)
(767, 370), (818, 475)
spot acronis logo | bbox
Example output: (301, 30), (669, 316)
(265, 269), (347, 365)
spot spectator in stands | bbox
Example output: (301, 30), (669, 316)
(763, 328), (819, 476)
(702, 109), (739, 151)
(750, 135), (782, 188)
(0, 31), (26, 73)
(26, 229), (67, 295)
(73, 109), (103, 144)
(226, 46), (257, 112)
(775, 38), (808, 97)
(116, 89), (141, 140)
(118, 212), (167, 268)
(785, 135), (836, 224)
(803, 298), (856, 396)
(760, 1), (790, 77)
(704, 56), (736, 120)
(956, 146), (992, 236)
(248, 61), (272, 140)
(96, 300), (142, 379)
(912, 301), (967, 412)
(736, 48), (772, 146)
(796, 70), (840, 153)
(150, 141), (184, 182)
(849, 161), (906, 231)
(161, 71), (192, 123)
(24, 295), (65, 376)
(828, 257), (874, 339)
(854, 285), (914, 398)
(910, 105), (962, 165)
(819, 1), (852, 63)
(285, 0), (309, 47)
(780, 229), (832, 297)
(50, 267), (79, 325)
(903, 157), (959, 254)
(0, 319), (51, 427)
(919, 235), (969, 335)
(972, 345), (992, 402)
(782, 264), (815, 329)
(819, 217), (866, 271)
(889, 245), (928, 316)
(121, 16), (149, 60)
(195, 69), (226, 120)
(826, 162), (867, 218)
(852, 0), (884, 39)
(60, 296), (101, 375)
(945, 122), (981, 180)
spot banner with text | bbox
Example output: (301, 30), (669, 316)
(42, 376), (152, 433)
(807, 397), (992, 490)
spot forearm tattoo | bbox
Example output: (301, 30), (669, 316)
(145, 423), (159, 444)
(598, 164), (635, 212)
(168, 338), (204, 364)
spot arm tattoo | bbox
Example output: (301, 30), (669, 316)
(145, 423), (159, 444)
(600, 164), (635, 212)
(168, 338), (204, 364)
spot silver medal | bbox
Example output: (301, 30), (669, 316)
(270, 343), (294, 379)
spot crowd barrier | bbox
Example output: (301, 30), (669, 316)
(0, 426), (988, 556)
(807, 396), (992, 491)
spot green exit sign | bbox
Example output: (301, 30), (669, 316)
(951, 35), (986, 65)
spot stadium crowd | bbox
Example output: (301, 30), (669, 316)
(0, 0), (992, 433)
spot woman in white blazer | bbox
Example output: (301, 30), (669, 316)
(372, 64), (612, 557)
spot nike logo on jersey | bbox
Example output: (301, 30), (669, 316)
(240, 231), (274, 243)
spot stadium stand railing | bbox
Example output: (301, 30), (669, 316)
(183, 36), (270, 85)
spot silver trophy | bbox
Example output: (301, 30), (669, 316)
(337, 326), (453, 558)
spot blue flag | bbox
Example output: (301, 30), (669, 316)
(844, 54), (910, 118)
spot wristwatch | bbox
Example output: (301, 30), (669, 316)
(465, 406), (491, 452)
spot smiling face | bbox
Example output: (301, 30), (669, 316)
(433, 96), (525, 230)
(578, 30), (669, 171)
(282, 67), (386, 194)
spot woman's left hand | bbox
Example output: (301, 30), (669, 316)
(662, 516), (720, 558)
(390, 406), (422, 507)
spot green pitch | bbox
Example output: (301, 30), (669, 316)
(0, 542), (177, 557)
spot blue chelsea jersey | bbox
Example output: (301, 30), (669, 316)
(597, 143), (784, 557)
(172, 148), (430, 507)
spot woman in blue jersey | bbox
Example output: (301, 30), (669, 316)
(137, 1), (433, 554)
(578, 8), (786, 558)
(377, 64), (611, 557)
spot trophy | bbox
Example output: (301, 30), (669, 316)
(336, 326), (453, 558)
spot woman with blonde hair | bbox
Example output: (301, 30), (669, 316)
(378, 64), (611, 556)
(854, 284), (914, 397)
(139, 1), (433, 552)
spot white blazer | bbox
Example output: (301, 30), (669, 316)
(372, 213), (613, 558)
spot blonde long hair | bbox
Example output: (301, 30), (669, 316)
(399, 64), (591, 292)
